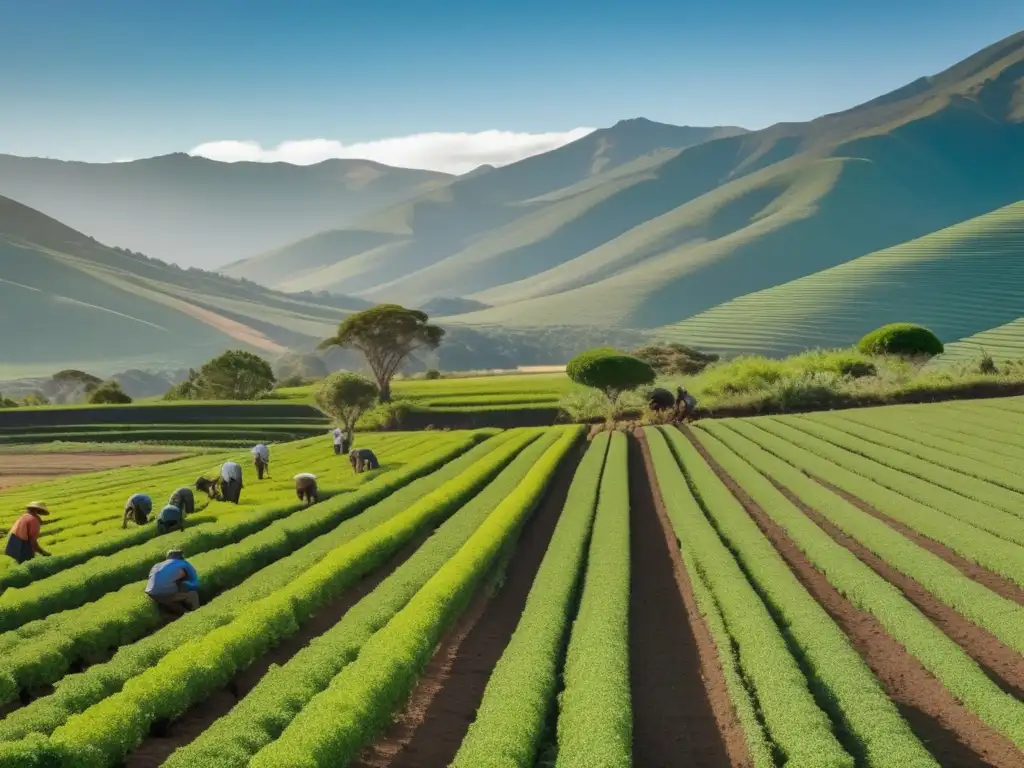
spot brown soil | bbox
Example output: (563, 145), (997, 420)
(816, 478), (1024, 607)
(355, 443), (585, 768)
(0, 452), (181, 489)
(684, 431), (1023, 766)
(630, 430), (741, 768)
(123, 530), (433, 768)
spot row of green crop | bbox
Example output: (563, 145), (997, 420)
(661, 427), (933, 767)
(695, 422), (1024, 751)
(163, 428), (562, 767)
(0, 433), (516, 745)
(555, 431), (631, 767)
(642, 427), (849, 765)
(0, 434), (491, 711)
(0, 435), (436, 614)
(795, 414), (1024, 502)
(758, 418), (1024, 548)
(451, 432), (611, 767)
(0, 429), (558, 766)
(244, 427), (582, 768)
(735, 420), (1024, 589)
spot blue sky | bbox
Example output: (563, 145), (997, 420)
(0, 0), (1020, 171)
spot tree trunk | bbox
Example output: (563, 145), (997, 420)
(379, 380), (392, 403)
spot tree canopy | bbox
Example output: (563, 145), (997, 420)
(567, 347), (656, 406)
(88, 380), (133, 404)
(319, 305), (444, 402)
(163, 350), (276, 401)
(857, 323), (944, 358)
(314, 372), (379, 433)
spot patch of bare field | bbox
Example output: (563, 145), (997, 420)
(0, 453), (183, 489)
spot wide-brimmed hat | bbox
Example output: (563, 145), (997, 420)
(25, 502), (50, 516)
(167, 549), (184, 560)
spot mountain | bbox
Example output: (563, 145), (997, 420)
(0, 194), (368, 377)
(223, 119), (749, 290)
(233, 31), (1024, 352)
(0, 153), (450, 269)
(657, 201), (1024, 356)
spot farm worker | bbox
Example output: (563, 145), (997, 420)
(333, 427), (352, 456)
(5, 502), (51, 564)
(251, 443), (270, 480)
(294, 473), (319, 506)
(122, 493), (153, 529)
(156, 505), (185, 535)
(145, 548), (200, 614)
(168, 487), (195, 517)
(195, 476), (221, 501)
(675, 387), (698, 422)
(349, 447), (380, 474)
(647, 387), (675, 413)
(220, 461), (244, 504)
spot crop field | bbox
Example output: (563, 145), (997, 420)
(0, 397), (1022, 767)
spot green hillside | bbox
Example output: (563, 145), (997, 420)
(226, 120), (749, 294)
(656, 201), (1024, 355)
(0, 153), (449, 269)
(929, 316), (1024, 368)
(236, 31), (1024, 339)
(0, 195), (364, 377)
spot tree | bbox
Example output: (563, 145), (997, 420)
(314, 372), (379, 434)
(857, 323), (944, 358)
(21, 392), (50, 407)
(319, 305), (445, 402)
(88, 381), (133, 404)
(0, 393), (19, 409)
(197, 350), (276, 400)
(567, 348), (656, 415)
(163, 368), (202, 401)
(47, 369), (103, 403)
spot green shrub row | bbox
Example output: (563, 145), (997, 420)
(451, 432), (611, 768)
(555, 431), (631, 768)
(643, 427), (850, 766)
(795, 414), (1024, 504)
(759, 419), (1024, 552)
(697, 423), (1024, 750)
(4, 429), (548, 767)
(0, 433), (518, 745)
(719, 421), (1024, 648)
(0, 435), (489, 709)
(164, 429), (563, 767)
(671, 428), (934, 766)
(246, 426), (583, 768)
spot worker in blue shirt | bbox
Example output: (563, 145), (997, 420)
(156, 505), (185, 535)
(145, 549), (200, 615)
(122, 493), (153, 529)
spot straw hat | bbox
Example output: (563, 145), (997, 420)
(25, 502), (50, 516)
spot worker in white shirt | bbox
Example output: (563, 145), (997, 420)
(332, 427), (352, 456)
(294, 472), (319, 506)
(251, 443), (270, 480)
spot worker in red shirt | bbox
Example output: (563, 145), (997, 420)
(5, 502), (52, 564)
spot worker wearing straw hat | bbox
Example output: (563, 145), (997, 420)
(5, 502), (52, 564)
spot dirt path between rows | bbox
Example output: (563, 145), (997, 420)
(684, 429), (1023, 768)
(123, 530), (433, 768)
(0, 453), (182, 490)
(815, 478), (1024, 607)
(355, 443), (585, 768)
(630, 431), (740, 768)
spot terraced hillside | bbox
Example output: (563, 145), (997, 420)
(929, 316), (1024, 368)
(0, 398), (1022, 766)
(659, 201), (1024, 355)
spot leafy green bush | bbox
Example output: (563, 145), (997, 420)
(424, 368), (442, 380)
(314, 372), (378, 433)
(567, 348), (655, 403)
(857, 323), (944, 358)
(632, 342), (718, 375)
(87, 381), (132, 405)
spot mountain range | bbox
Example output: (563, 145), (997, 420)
(0, 30), (1022, 378)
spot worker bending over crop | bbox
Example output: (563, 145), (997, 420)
(145, 548), (200, 615)
(220, 461), (244, 503)
(251, 443), (270, 480)
(156, 504), (185, 534)
(294, 472), (319, 506)
(195, 476), (221, 501)
(168, 487), (195, 517)
(349, 447), (379, 474)
(122, 493), (153, 529)
(675, 387), (697, 422)
(332, 426), (351, 456)
(5, 502), (51, 564)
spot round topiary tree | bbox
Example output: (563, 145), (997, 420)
(567, 348), (656, 418)
(857, 323), (944, 358)
(314, 372), (380, 436)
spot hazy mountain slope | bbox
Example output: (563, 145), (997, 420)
(227, 120), (748, 293)
(432, 32), (1024, 330)
(655, 201), (1024, 356)
(0, 153), (450, 269)
(0, 195), (360, 377)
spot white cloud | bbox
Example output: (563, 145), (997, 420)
(188, 127), (596, 175)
